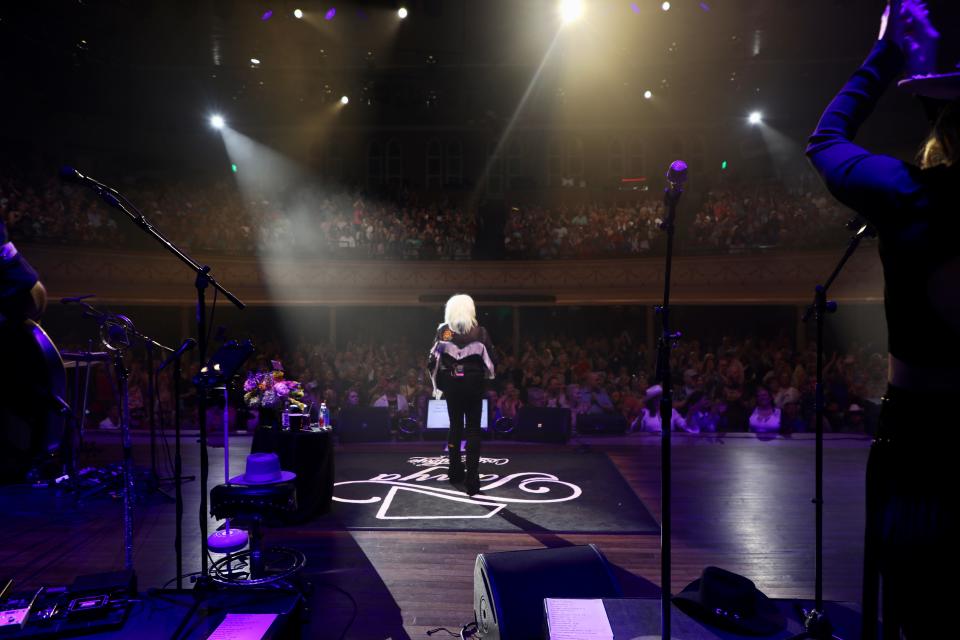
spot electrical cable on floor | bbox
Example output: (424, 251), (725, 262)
(427, 621), (477, 639)
(313, 582), (358, 640)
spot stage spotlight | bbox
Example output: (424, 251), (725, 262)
(210, 114), (225, 130)
(559, 0), (584, 24)
(325, 7), (336, 20)
(644, 90), (653, 100)
(293, 8), (303, 19)
(398, 6), (408, 19)
(748, 111), (763, 125)
(250, 57), (261, 66)
(661, 1), (671, 10)
(340, 95), (350, 105)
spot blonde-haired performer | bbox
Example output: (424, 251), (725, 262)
(428, 294), (495, 496)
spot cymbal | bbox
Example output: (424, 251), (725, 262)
(61, 351), (111, 363)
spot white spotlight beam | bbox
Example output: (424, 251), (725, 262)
(559, 0), (584, 24)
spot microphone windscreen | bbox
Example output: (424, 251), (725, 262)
(59, 166), (82, 182)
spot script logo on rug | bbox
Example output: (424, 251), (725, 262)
(333, 456), (583, 521)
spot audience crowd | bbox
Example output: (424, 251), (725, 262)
(1, 174), (475, 259)
(2, 171), (857, 260)
(687, 184), (854, 252)
(80, 326), (886, 440)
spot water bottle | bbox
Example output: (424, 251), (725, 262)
(281, 407), (291, 430)
(321, 402), (331, 430)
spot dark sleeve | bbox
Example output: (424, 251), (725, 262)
(0, 221), (40, 302)
(806, 40), (930, 230)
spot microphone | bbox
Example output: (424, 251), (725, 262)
(59, 165), (86, 184)
(59, 166), (116, 199)
(159, 338), (197, 372)
(665, 160), (688, 194)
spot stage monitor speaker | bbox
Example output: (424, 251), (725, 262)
(474, 544), (622, 640)
(336, 407), (392, 443)
(575, 412), (628, 435)
(514, 407), (571, 443)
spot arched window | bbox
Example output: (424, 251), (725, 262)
(445, 140), (463, 186)
(547, 139), (563, 187)
(565, 136), (584, 183)
(368, 140), (384, 187)
(486, 145), (504, 196)
(609, 138), (625, 180)
(386, 138), (403, 187)
(628, 138), (645, 176)
(426, 139), (442, 189)
(507, 138), (523, 189)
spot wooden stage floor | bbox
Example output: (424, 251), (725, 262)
(0, 432), (870, 639)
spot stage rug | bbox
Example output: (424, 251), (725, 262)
(322, 450), (659, 534)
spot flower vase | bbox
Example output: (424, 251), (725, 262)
(258, 406), (280, 430)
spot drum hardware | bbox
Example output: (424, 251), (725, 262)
(63, 298), (175, 573)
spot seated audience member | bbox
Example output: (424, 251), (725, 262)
(372, 377), (409, 418)
(842, 403), (867, 434)
(674, 368), (701, 407)
(486, 390), (503, 425)
(344, 388), (361, 407)
(497, 382), (523, 421)
(718, 384), (750, 432)
(98, 404), (121, 430)
(748, 386), (781, 434)
(543, 375), (571, 409)
(578, 372), (615, 415)
(683, 391), (718, 433)
(772, 371), (799, 409)
(778, 389), (807, 434)
(526, 386), (546, 407)
(635, 385), (689, 433)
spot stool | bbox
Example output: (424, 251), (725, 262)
(209, 481), (306, 589)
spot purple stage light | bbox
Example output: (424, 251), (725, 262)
(630, 2), (640, 14)
(325, 7), (336, 21)
(261, 10), (273, 21)
(700, 2), (711, 11)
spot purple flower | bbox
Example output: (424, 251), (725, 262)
(243, 376), (258, 393)
(274, 381), (291, 397)
(262, 390), (277, 408)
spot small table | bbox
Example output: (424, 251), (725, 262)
(250, 426), (334, 523)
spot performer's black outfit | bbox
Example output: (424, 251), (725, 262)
(428, 323), (495, 495)
(807, 40), (959, 639)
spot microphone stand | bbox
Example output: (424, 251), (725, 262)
(656, 160), (687, 640)
(159, 338), (197, 592)
(791, 219), (874, 640)
(63, 167), (245, 581)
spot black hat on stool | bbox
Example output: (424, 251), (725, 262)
(672, 566), (787, 636)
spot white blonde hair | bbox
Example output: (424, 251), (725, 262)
(444, 293), (478, 335)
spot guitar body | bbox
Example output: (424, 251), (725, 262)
(0, 318), (67, 483)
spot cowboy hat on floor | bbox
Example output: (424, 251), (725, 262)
(673, 566), (786, 636)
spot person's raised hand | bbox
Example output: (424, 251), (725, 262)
(879, 0), (939, 76)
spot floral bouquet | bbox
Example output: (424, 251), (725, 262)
(243, 368), (307, 412)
